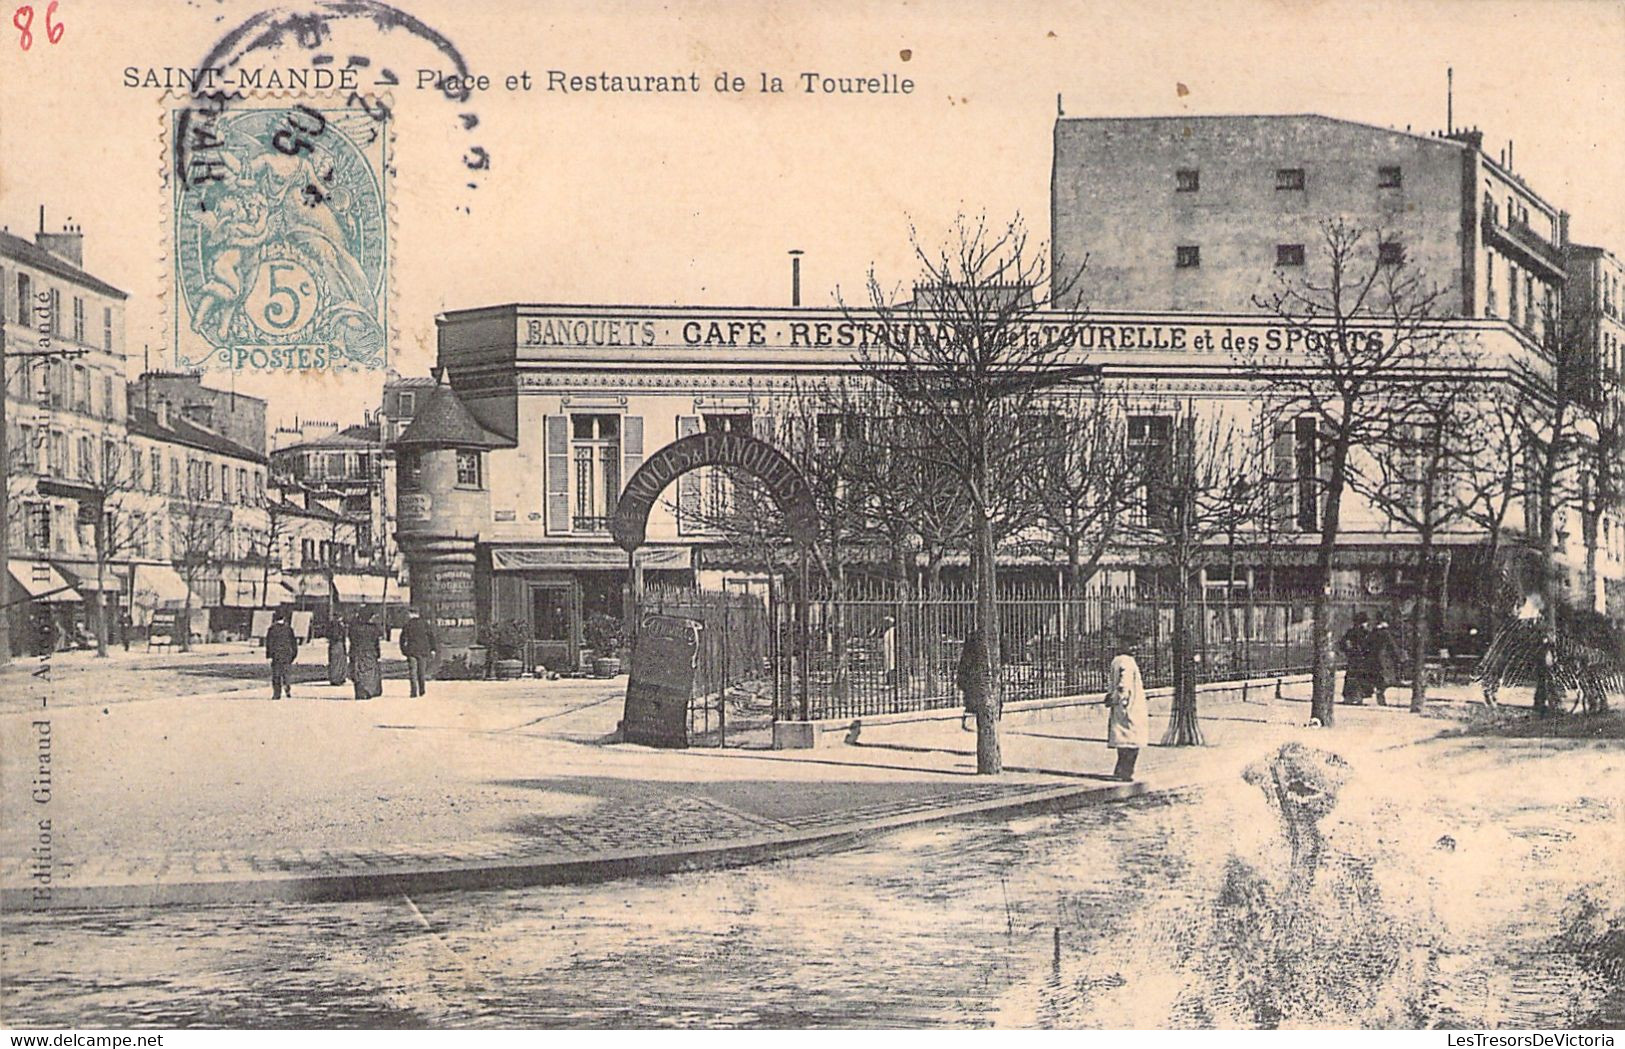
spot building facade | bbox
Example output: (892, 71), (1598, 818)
(3, 223), (132, 649)
(1050, 114), (1566, 347)
(394, 302), (1578, 670)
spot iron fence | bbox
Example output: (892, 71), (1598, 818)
(771, 580), (1329, 721)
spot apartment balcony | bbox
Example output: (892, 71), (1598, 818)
(1482, 211), (1566, 283)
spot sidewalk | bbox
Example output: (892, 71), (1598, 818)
(0, 665), (1474, 908)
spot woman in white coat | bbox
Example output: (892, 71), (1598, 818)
(1105, 641), (1149, 781)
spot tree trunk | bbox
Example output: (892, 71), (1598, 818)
(1064, 535), (1082, 689)
(1168, 564), (1204, 745)
(1310, 438), (1350, 727)
(1409, 533), (1434, 712)
(93, 513), (109, 658)
(972, 492), (1002, 775)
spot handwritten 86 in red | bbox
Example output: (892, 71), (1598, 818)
(13, 1), (63, 50)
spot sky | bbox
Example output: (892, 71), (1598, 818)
(2, 0), (1621, 431)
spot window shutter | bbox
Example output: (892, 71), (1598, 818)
(1272, 423), (1296, 529)
(676, 415), (700, 531)
(545, 415), (571, 534)
(621, 416), (643, 495)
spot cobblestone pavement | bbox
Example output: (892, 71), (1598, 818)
(0, 651), (1467, 906)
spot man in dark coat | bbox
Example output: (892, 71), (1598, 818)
(1371, 618), (1401, 706)
(1339, 613), (1374, 705)
(399, 611), (439, 698)
(348, 612), (384, 700)
(957, 629), (989, 732)
(265, 610), (299, 700)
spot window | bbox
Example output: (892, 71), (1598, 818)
(48, 288), (61, 335)
(455, 449), (483, 488)
(103, 439), (118, 483)
(816, 413), (866, 443)
(78, 435), (94, 479)
(398, 451), (422, 490)
(1275, 168), (1306, 191)
(1378, 165), (1402, 188)
(1485, 252), (1497, 316)
(1378, 241), (1405, 266)
(237, 468), (247, 504)
(169, 456), (180, 495)
(72, 365), (90, 412)
(26, 503), (50, 552)
(571, 414), (621, 530)
(1175, 245), (1201, 268)
(15, 273), (29, 325)
(1128, 415), (1174, 526)
(50, 432), (67, 477)
(17, 425), (36, 471)
(1175, 168), (1199, 192)
(102, 375), (114, 419)
(1294, 416), (1319, 532)
(255, 471), (265, 503)
(72, 296), (85, 343)
(131, 449), (144, 490)
(103, 307), (113, 351)
(1276, 244), (1305, 267)
(301, 538), (316, 566)
(398, 391), (415, 416)
(15, 356), (32, 401)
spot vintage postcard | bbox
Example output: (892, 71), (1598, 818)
(2, 0), (1622, 1035)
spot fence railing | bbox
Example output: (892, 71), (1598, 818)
(771, 581), (1325, 722)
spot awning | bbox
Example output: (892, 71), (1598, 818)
(222, 575), (296, 607)
(52, 562), (129, 593)
(131, 564), (194, 607)
(491, 545), (691, 571)
(6, 560), (81, 603)
(331, 573), (404, 604)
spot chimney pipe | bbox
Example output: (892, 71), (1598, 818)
(38, 205), (44, 234)
(1446, 67), (1453, 134)
(1508, 139), (1513, 171)
(788, 249), (804, 307)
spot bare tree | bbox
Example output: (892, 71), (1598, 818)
(1018, 387), (1135, 687)
(1119, 403), (1271, 745)
(848, 213), (1087, 774)
(170, 476), (228, 652)
(1248, 218), (1453, 727)
(1349, 355), (1482, 711)
(79, 439), (151, 657)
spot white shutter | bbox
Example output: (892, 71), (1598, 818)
(545, 415), (571, 534)
(676, 415), (700, 532)
(621, 416), (643, 497)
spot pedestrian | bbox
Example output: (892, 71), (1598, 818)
(326, 614), (350, 686)
(1532, 631), (1560, 717)
(348, 611), (383, 700)
(1104, 637), (1148, 781)
(957, 629), (989, 732)
(399, 609), (439, 698)
(118, 608), (132, 652)
(1371, 618), (1400, 707)
(1339, 613), (1375, 705)
(265, 609), (299, 700)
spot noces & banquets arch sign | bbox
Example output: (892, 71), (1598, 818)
(610, 432), (818, 553)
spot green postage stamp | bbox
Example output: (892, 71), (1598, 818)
(169, 100), (391, 372)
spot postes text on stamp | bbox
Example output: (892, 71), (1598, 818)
(170, 101), (391, 372)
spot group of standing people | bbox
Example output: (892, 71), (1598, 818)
(1339, 612), (1401, 706)
(264, 609), (437, 701)
(957, 630), (1148, 782)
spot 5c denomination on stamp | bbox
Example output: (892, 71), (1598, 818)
(169, 100), (391, 372)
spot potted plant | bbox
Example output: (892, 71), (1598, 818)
(584, 612), (626, 678)
(481, 618), (530, 680)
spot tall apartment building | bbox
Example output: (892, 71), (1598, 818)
(2, 221), (131, 649)
(1050, 114), (1567, 344)
(128, 370), (268, 457)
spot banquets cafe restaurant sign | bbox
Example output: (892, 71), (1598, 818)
(515, 310), (1443, 364)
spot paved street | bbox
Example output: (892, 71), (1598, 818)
(2, 645), (1620, 1026)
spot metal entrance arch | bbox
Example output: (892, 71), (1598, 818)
(610, 431), (818, 729)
